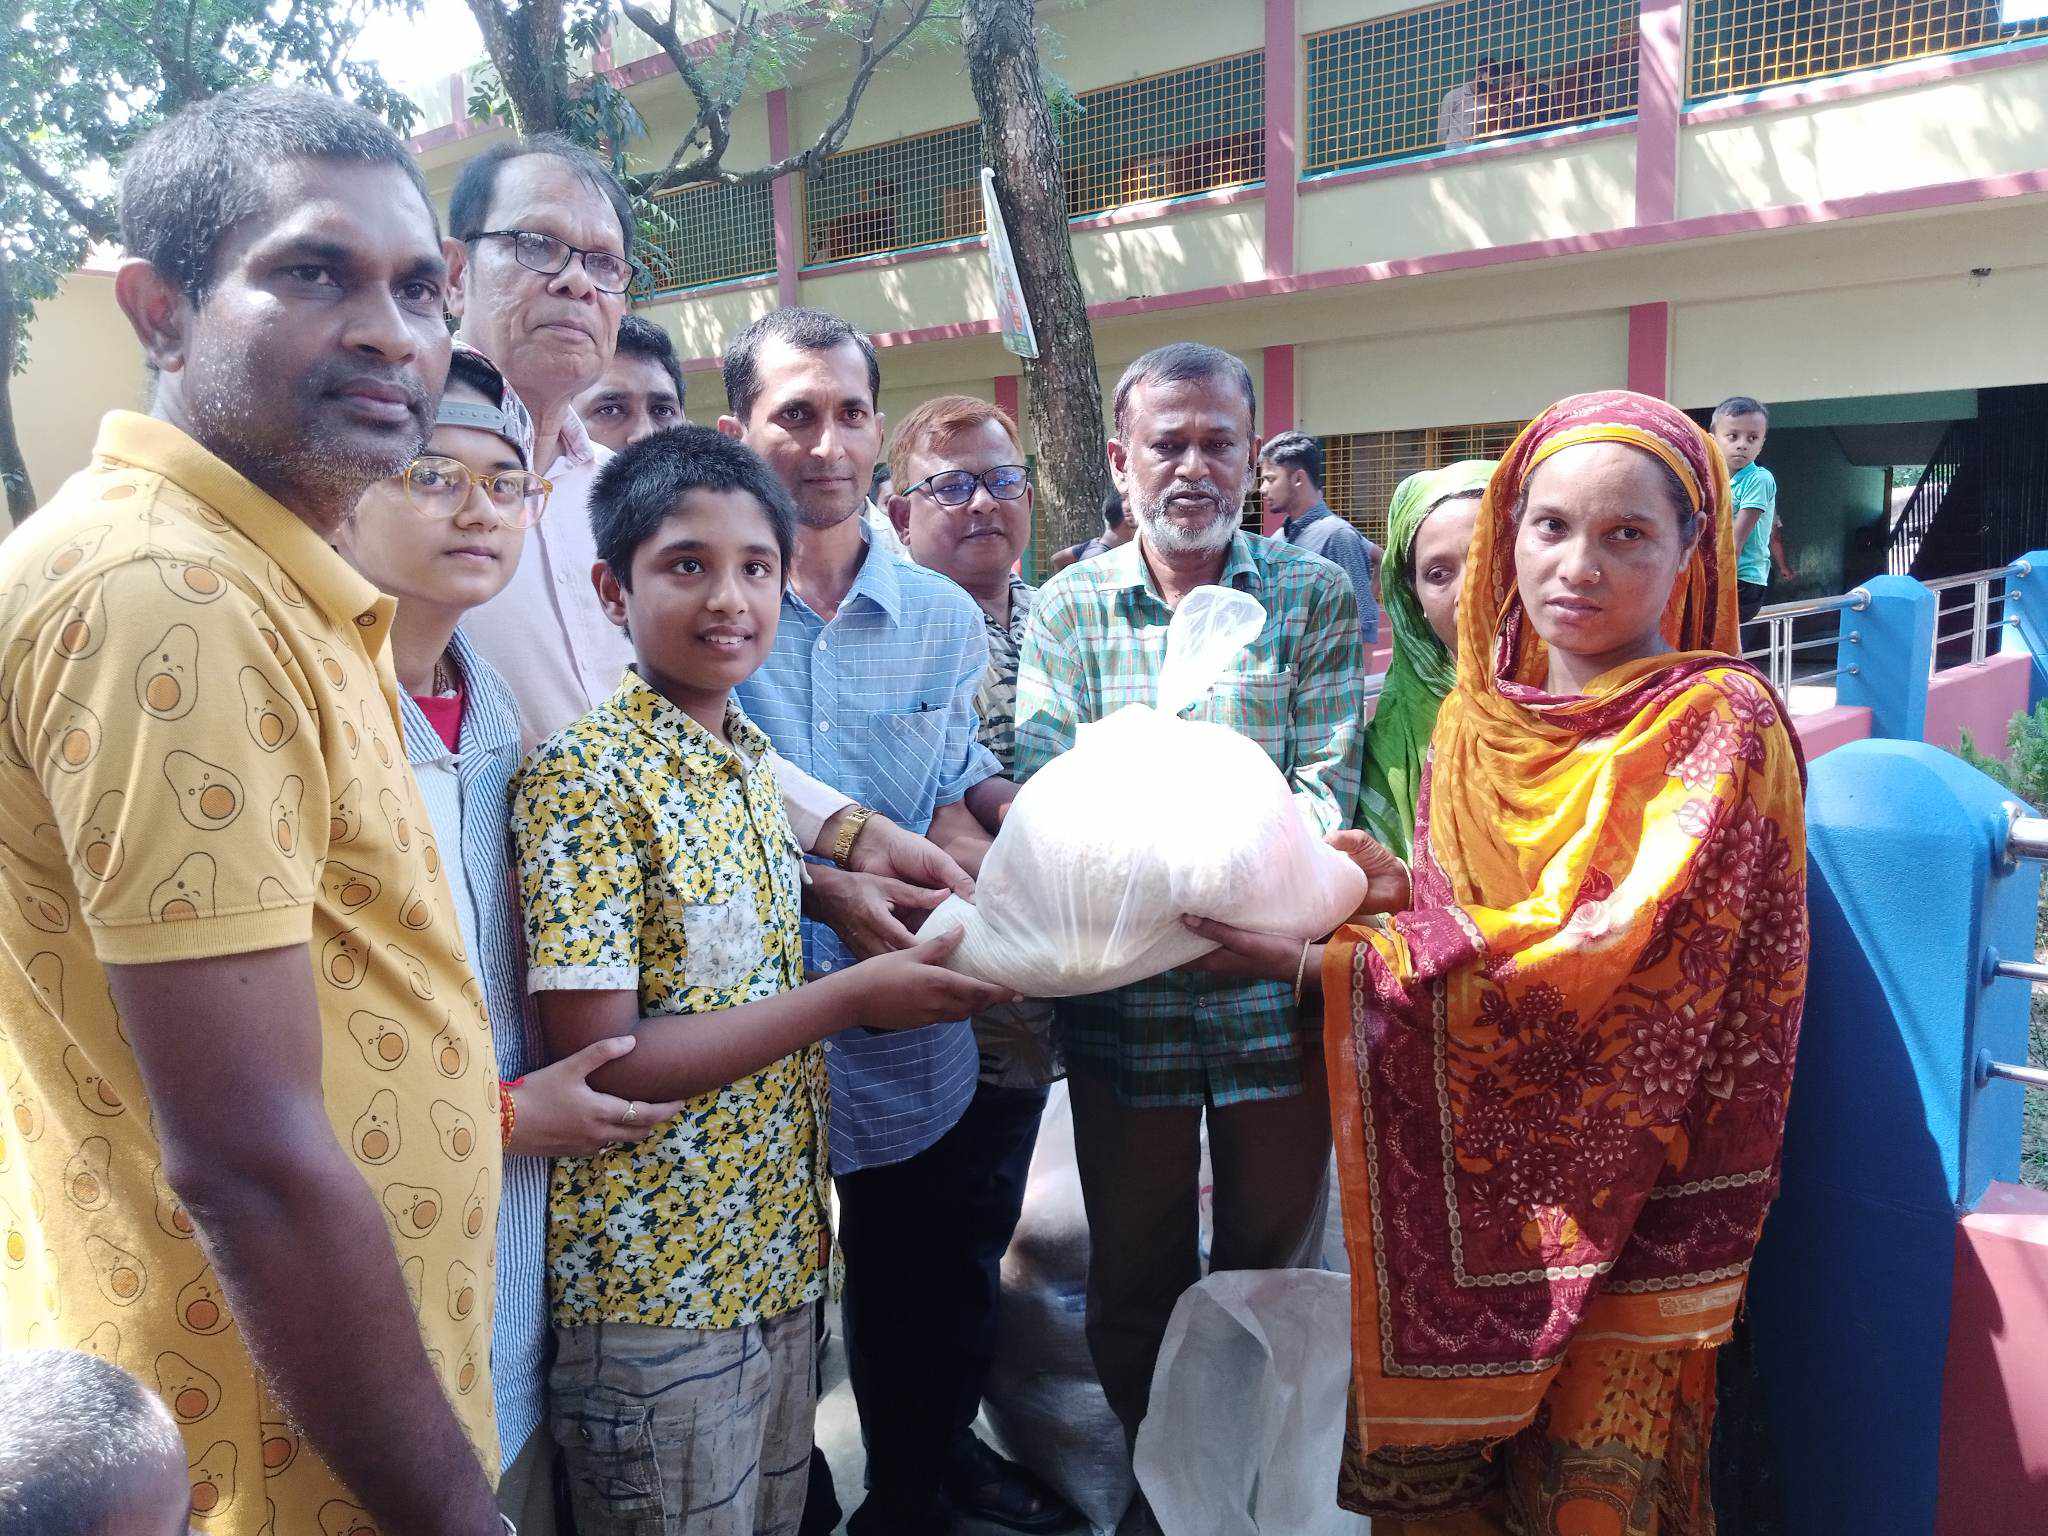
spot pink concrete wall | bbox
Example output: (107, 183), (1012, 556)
(1937, 1182), (2048, 1531)
(1923, 652), (2032, 760)
(1795, 704), (1874, 759)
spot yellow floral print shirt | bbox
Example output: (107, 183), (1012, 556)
(512, 670), (828, 1330)
(0, 414), (502, 1534)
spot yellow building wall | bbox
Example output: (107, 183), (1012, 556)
(784, 197), (1268, 361)
(13, 272), (148, 510)
(1297, 134), (1637, 270)
(1296, 310), (1629, 433)
(1680, 56), (2048, 218)
(1671, 262), (2048, 406)
(1077, 203), (1269, 299)
(648, 281), (782, 366)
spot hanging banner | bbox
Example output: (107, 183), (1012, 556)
(982, 167), (1040, 360)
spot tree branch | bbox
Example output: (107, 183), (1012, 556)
(0, 129), (115, 242)
(633, 0), (941, 193)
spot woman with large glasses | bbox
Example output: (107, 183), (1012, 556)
(337, 342), (684, 1536)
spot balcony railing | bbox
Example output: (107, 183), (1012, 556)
(1304, 0), (1639, 175)
(1687, 0), (2048, 100)
(1059, 50), (1265, 218)
(800, 50), (1265, 269)
(641, 177), (776, 295)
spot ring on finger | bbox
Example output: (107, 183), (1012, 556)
(623, 1101), (639, 1127)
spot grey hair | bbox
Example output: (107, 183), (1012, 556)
(1112, 342), (1257, 438)
(0, 1349), (185, 1536)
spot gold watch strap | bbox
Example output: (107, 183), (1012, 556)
(830, 806), (877, 868)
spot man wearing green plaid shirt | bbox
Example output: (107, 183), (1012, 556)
(1014, 343), (1364, 1510)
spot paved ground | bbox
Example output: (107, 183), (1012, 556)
(811, 1300), (1029, 1536)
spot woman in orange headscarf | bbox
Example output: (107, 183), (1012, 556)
(1189, 391), (1807, 1533)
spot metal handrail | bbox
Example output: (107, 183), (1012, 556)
(1738, 585), (1871, 697)
(1982, 1057), (2048, 1093)
(1984, 810), (2048, 1093)
(2006, 811), (2048, 865)
(1925, 564), (2024, 669)
(1743, 588), (1872, 625)
(1922, 563), (2027, 592)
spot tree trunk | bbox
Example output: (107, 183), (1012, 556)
(963, 0), (1112, 558)
(465, 0), (570, 134)
(0, 254), (36, 527)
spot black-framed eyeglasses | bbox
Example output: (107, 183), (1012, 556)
(903, 465), (1030, 509)
(467, 229), (640, 295)
(395, 455), (553, 528)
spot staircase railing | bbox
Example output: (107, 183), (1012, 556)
(1887, 421), (1967, 576)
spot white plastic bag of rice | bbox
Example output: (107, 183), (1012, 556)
(925, 586), (1366, 997)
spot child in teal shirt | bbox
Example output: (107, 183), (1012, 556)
(1713, 395), (1779, 624)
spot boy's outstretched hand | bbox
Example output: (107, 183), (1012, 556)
(507, 1034), (687, 1156)
(849, 925), (1018, 1031)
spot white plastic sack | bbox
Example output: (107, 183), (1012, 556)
(929, 588), (1366, 996)
(1133, 1269), (1372, 1536)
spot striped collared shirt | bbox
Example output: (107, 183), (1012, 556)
(396, 628), (550, 1471)
(737, 526), (1002, 1172)
(1014, 533), (1365, 1109)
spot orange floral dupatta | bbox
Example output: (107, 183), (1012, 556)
(1323, 392), (1809, 1507)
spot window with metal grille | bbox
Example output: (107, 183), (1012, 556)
(1059, 50), (1267, 219)
(1322, 422), (1525, 542)
(639, 178), (775, 295)
(1688, 0), (2048, 99)
(1304, 0), (1639, 174)
(803, 121), (985, 266)
(802, 51), (1265, 268)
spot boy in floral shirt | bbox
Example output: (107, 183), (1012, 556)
(512, 426), (1011, 1536)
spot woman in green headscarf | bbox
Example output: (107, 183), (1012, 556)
(1356, 459), (1495, 855)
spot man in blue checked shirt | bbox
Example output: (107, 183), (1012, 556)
(723, 308), (1073, 1536)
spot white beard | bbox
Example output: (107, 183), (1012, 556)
(1133, 482), (1240, 557)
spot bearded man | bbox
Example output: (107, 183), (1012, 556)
(1013, 341), (1365, 1533)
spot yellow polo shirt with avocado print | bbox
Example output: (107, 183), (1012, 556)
(0, 413), (501, 1533)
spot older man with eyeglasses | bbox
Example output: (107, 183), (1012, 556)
(447, 134), (644, 748)
(449, 136), (973, 942)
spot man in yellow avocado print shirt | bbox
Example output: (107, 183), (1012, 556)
(0, 90), (505, 1536)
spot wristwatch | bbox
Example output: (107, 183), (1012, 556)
(829, 806), (877, 869)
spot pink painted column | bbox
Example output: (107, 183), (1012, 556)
(1260, 345), (1296, 534)
(1629, 0), (1684, 397)
(767, 90), (801, 308)
(1626, 301), (1671, 397)
(1635, 0), (1684, 226)
(1263, 0), (1298, 279)
(1262, 345), (1296, 436)
(993, 375), (1021, 421)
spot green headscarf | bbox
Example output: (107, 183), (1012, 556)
(1357, 459), (1497, 856)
